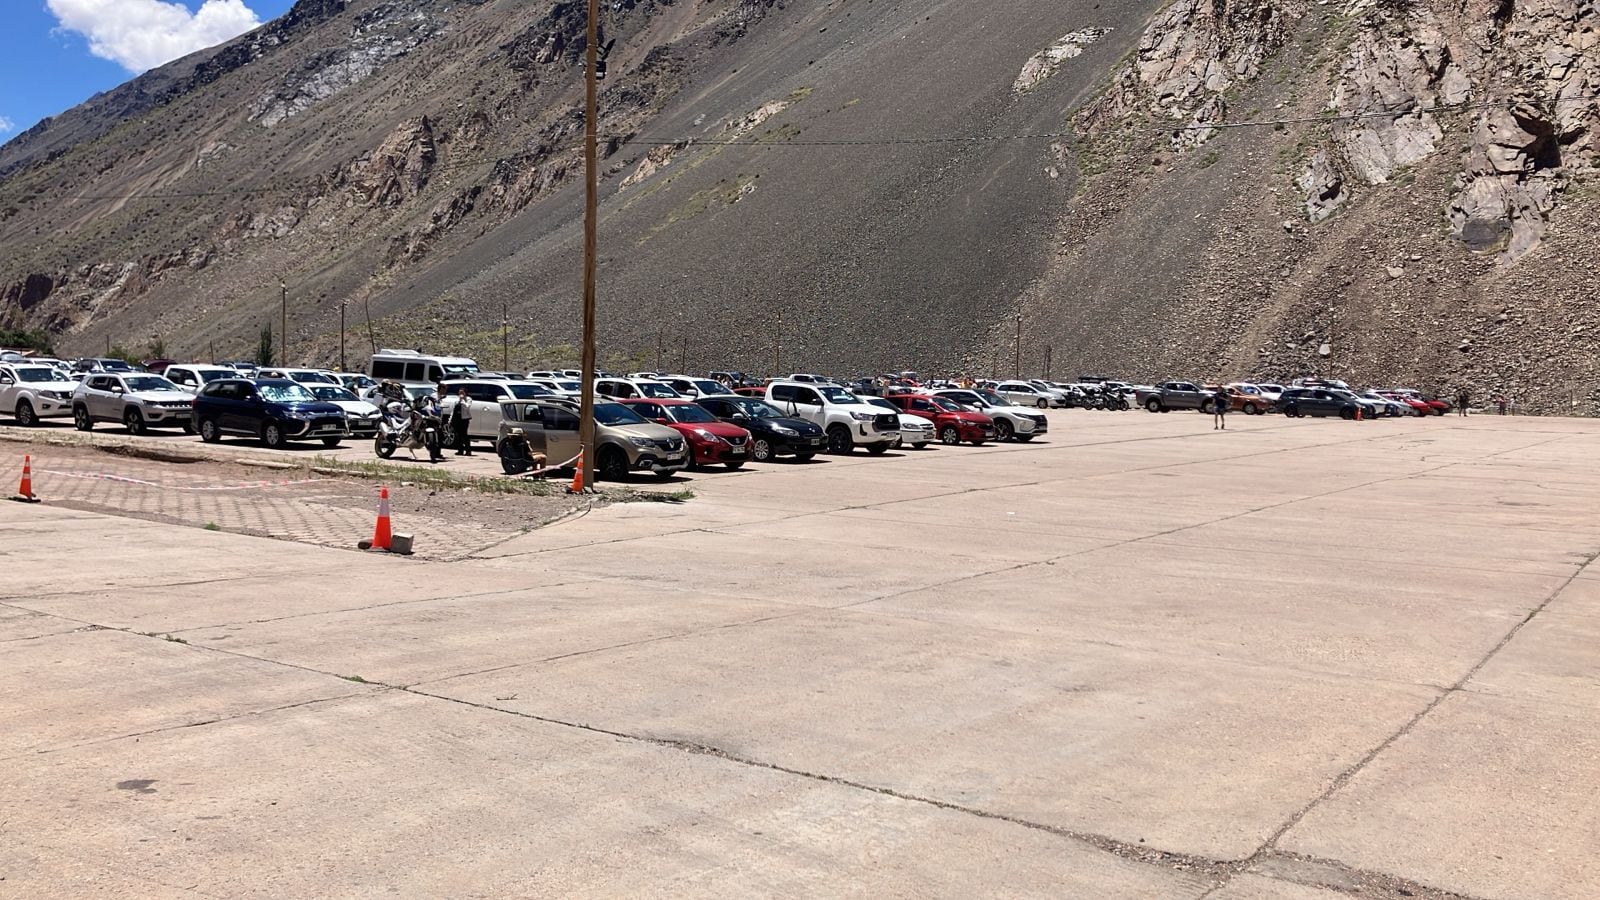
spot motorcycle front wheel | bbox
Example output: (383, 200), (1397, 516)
(374, 434), (397, 459)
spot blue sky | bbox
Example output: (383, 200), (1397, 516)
(0, 0), (295, 138)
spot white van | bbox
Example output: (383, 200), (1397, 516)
(366, 349), (480, 386)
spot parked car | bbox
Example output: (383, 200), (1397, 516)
(994, 380), (1066, 409)
(1331, 388), (1385, 420)
(306, 384), (384, 436)
(1357, 390), (1410, 417)
(367, 349), (480, 387)
(1216, 383), (1273, 415)
(695, 395), (825, 462)
(257, 367), (340, 386)
(71, 357), (135, 374)
(192, 378), (349, 448)
(929, 388), (1048, 441)
(439, 379), (554, 446)
(862, 396), (934, 449)
(525, 376), (582, 397)
(0, 363), (80, 426)
(1136, 381), (1215, 413)
(658, 375), (730, 400)
(884, 393), (995, 445)
(71, 373), (195, 434)
(1276, 387), (1363, 419)
(493, 398), (687, 481)
(1376, 390), (1434, 416)
(620, 398), (753, 469)
(164, 364), (240, 394)
(594, 377), (684, 400)
(335, 373), (380, 395)
(765, 381), (898, 455)
(1379, 388), (1450, 415)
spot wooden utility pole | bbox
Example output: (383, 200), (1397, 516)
(1014, 313), (1022, 378)
(502, 297), (510, 373)
(363, 296), (377, 357)
(679, 335), (687, 372)
(1044, 344), (1052, 380)
(279, 280), (288, 367)
(577, 0), (600, 491)
(656, 330), (664, 373)
(338, 302), (347, 371)
(773, 308), (782, 375)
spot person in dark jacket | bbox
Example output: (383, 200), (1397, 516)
(1457, 388), (1470, 416)
(451, 387), (473, 455)
(1213, 387), (1230, 430)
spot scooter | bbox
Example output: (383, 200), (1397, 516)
(373, 399), (442, 460)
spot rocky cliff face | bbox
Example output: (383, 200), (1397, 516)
(1, 0), (1597, 411)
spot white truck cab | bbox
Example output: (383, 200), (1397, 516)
(765, 381), (898, 455)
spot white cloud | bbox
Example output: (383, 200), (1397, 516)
(47, 0), (263, 73)
(0, 116), (15, 134)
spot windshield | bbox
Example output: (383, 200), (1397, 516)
(818, 386), (858, 405)
(731, 398), (782, 419)
(101, 359), (133, 371)
(507, 384), (550, 399)
(691, 380), (724, 395)
(864, 397), (896, 411)
(196, 369), (235, 383)
(594, 402), (648, 426)
(291, 370), (337, 384)
(260, 383), (316, 403)
(310, 386), (360, 402)
(548, 380), (580, 392)
(670, 405), (718, 424)
(637, 382), (682, 399)
(974, 390), (1008, 407)
(929, 396), (964, 412)
(13, 368), (58, 383)
(1235, 385), (1262, 395)
(124, 376), (179, 392)
(441, 363), (479, 377)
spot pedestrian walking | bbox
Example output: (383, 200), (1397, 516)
(1457, 388), (1470, 417)
(451, 387), (473, 456)
(1213, 387), (1229, 430)
(1496, 395), (1508, 416)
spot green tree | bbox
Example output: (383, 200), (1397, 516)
(255, 325), (274, 367)
(147, 335), (166, 360)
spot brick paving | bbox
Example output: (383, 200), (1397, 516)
(18, 449), (547, 560)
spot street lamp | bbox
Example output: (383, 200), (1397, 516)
(576, 0), (600, 491)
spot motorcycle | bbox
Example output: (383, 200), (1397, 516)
(373, 398), (443, 460)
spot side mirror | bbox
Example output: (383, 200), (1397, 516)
(730, 414), (748, 423)
(654, 417), (669, 425)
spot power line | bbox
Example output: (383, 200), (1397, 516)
(23, 90), (1600, 203)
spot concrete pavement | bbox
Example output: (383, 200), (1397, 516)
(2, 411), (1596, 898)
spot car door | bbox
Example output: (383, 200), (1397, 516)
(907, 397), (940, 422)
(788, 386), (824, 424)
(87, 376), (117, 419)
(468, 384), (503, 437)
(0, 367), (16, 413)
(217, 382), (251, 432)
(539, 405), (580, 464)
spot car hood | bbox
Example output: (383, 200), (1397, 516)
(759, 416), (821, 434)
(611, 422), (682, 442)
(897, 414), (934, 428)
(28, 381), (80, 392)
(330, 399), (381, 416)
(693, 420), (750, 439)
(127, 391), (192, 403)
(273, 401), (347, 416)
(951, 411), (994, 424)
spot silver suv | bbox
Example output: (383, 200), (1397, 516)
(72, 373), (195, 434)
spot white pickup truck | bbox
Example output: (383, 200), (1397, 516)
(0, 363), (80, 427)
(766, 381), (899, 455)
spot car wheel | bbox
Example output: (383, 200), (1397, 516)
(751, 437), (774, 462)
(1145, 398), (1163, 413)
(866, 442), (890, 455)
(1200, 400), (1214, 414)
(1245, 403), (1263, 416)
(939, 425), (961, 445)
(1284, 404), (1300, 418)
(73, 406), (93, 431)
(181, 420), (195, 435)
(261, 421), (288, 449)
(724, 460), (745, 470)
(374, 434), (396, 459)
(1036, 398), (1048, 409)
(826, 424), (853, 455)
(597, 445), (630, 481)
(199, 418), (221, 443)
(1340, 407), (1356, 420)
(321, 437), (342, 448)
(123, 407), (146, 435)
(15, 399), (38, 427)
(994, 420), (1014, 441)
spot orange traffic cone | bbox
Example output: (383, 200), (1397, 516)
(568, 451), (585, 494)
(1355, 405), (1363, 421)
(359, 485), (392, 550)
(13, 454), (40, 503)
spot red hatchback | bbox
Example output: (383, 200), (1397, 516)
(621, 398), (753, 469)
(884, 393), (996, 445)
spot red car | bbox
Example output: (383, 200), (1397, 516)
(1380, 389), (1450, 415)
(620, 398), (753, 469)
(732, 385), (767, 397)
(884, 393), (996, 445)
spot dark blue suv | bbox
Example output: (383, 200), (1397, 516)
(193, 378), (349, 448)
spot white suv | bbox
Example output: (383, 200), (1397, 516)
(0, 363), (80, 426)
(595, 377), (684, 400)
(930, 388), (1048, 442)
(164, 364), (239, 394)
(766, 381), (898, 455)
(72, 373), (195, 434)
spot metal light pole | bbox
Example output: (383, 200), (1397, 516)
(1014, 313), (1022, 378)
(773, 307), (782, 375)
(279, 280), (288, 367)
(339, 301), (347, 371)
(502, 297), (510, 372)
(577, 0), (600, 491)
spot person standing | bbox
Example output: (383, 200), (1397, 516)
(1457, 387), (1470, 417)
(1213, 386), (1229, 430)
(451, 387), (473, 456)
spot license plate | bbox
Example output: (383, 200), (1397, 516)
(729, 447), (746, 456)
(809, 437), (824, 446)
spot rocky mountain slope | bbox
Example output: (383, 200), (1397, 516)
(1, 0), (1596, 410)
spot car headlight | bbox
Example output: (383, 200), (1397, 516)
(772, 425), (798, 436)
(629, 436), (655, 447)
(692, 428), (721, 442)
(850, 411), (874, 421)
